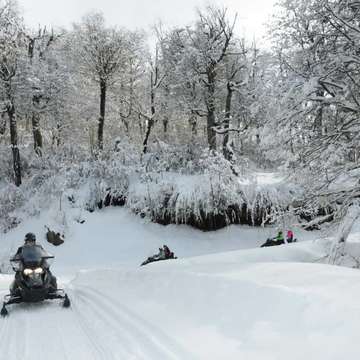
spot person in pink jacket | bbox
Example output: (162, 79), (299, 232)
(286, 230), (294, 243)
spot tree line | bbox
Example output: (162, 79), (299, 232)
(0, 0), (359, 225)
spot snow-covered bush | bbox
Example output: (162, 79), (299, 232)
(0, 140), (139, 232)
(0, 141), (302, 232)
(126, 151), (299, 230)
(0, 183), (25, 233)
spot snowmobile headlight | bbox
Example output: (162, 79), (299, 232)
(23, 268), (33, 276)
(34, 267), (43, 274)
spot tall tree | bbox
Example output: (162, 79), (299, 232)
(26, 27), (59, 155)
(270, 0), (360, 224)
(188, 7), (236, 150)
(0, 0), (25, 186)
(74, 12), (126, 150)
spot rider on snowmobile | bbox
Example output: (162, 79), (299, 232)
(155, 247), (166, 260)
(155, 245), (173, 260)
(163, 245), (172, 259)
(274, 231), (284, 244)
(10, 233), (57, 296)
(13, 232), (37, 256)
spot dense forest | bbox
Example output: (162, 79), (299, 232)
(0, 0), (359, 245)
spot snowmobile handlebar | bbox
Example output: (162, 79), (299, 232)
(10, 255), (54, 262)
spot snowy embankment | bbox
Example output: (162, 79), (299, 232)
(0, 147), (302, 232)
(0, 207), (359, 359)
(126, 170), (299, 229)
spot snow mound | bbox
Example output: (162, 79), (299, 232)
(0, 207), (358, 360)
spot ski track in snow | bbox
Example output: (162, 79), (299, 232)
(73, 285), (195, 360)
(0, 282), (195, 360)
(0, 290), (118, 360)
(2, 207), (358, 359)
(70, 296), (117, 360)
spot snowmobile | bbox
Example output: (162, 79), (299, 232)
(141, 251), (177, 266)
(260, 237), (297, 247)
(1, 245), (70, 317)
(260, 238), (285, 247)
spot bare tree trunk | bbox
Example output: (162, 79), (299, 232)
(143, 119), (154, 154)
(32, 112), (43, 155)
(206, 67), (217, 151)
(98, 79), (107, 150)
(51, 112), (62, 147)
(120, 74), (133, 135)
(55, 112), (62, 147)
(55, 123), (62, 146)
(189, 113), (197, 139)
(31, 95), (43, 155)
(25, 114), (30, 131)
(0, 113), (6, 135)
(8, 102), (21, 186)
(121, 116), (129, 134)
(314, 90), (324, 137)
(163, 116), (168, 139)
(223, 82), (233, 160)
(143, 72), (156, 154)
(138, 114), (143, 136)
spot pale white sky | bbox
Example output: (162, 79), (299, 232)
(18, 0), (276, 41)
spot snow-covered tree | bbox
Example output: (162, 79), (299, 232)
(73, 12), (127, 150)
(187, 7), (237, 151)
(269, 0), (360, 224)
(0, 0), (26, 186)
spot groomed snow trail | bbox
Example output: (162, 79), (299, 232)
(1, 208), (360, 359)
(0, 278), (194, 360)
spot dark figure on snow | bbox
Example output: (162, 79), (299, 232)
(155, 245), (174, 260)
(163, 245), (172, 259)
(261, 230), (285, 248)
(10, 233), (57, 296)
(140, 245), (177, 266)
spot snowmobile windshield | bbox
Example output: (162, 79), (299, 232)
(19, 245), (54, 267)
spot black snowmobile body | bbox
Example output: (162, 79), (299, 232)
(141, 253), (177, 266)
(261, 238), (285, 247)
(261, 238), (297, 248)
(1, 245), (70, 317)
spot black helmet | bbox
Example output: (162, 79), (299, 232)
(24, 232), (36, 243)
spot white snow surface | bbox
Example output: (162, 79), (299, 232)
(0, 207), (359, 359)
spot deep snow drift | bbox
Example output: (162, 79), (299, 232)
(0, 207), (359, 359)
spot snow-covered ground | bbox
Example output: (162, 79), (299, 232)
(0, 207), (359, 359)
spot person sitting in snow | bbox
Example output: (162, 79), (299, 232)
(274, 230), (285, 244)
(152, 245), (175, 261)
(286, 230), (294, 243)
(141, 245), (178, 266)
(154, 247), (166, 260)
(163, 245), (172, 259)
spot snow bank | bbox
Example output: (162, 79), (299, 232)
(0, 205), (358, 360)
(68, 245), (358, 360)
(127, 170), (300, 230)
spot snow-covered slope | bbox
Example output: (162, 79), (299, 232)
(0, 208), (359, 359)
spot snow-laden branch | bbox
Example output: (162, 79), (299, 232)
(329, 201), (360, 264)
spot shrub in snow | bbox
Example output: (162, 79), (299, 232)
(126, 151), (299, 230)
(0, 143), (302, 232)
(0, 183), (25, 233)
